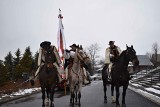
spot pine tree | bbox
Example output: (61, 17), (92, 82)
(4, 52), (14, 80)
(13, 48), (21, 67)
(13, 48), (21, 79)
(0, 60), (8, 84)
(18, 46), (33, 79)
(33, 51), (39, 70)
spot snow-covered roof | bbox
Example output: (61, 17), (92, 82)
(137, 55), (153, 66)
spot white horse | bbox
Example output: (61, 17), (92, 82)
(68, 48), (91, 107)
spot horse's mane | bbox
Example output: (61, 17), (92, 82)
(118, 50), (127, 59)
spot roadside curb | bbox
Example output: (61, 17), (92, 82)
(0, 90), (41, 105)
(129, 85), (160, 106)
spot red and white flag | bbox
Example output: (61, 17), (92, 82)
(57, 9), (66, 61)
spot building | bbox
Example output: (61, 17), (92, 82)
(128, 55), (153, 74)
(151, 54), (160, 66)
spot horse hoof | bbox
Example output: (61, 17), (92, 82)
(116, 104), (120, 107)
(112, 100), (116, 103)
(104, 100), (107, 103)
(75, 102), (78, 105)
(112, 99), (116, 103)
(50, 103), (54, 107)
(69, 103), (74, 107)
(122, 104), (126, 107)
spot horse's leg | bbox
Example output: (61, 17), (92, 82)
(77, 83), (82, 107)
(70, 84), (75, 107)
(71, 91), (75, 107)
(50, 84), (56, 107)
(111, 84), (116, 103)
(41, 86), (46, 107)
(70, 94), (72, 105)
(78, 91), (81, 107)
(103, 80), (107, 103)
(45, 86), (50, 106)
(115, 85), (120, 106)
(122, 84), (128, 107)
(75, 86), (78, 104)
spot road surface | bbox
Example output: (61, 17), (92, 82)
(1, 81), (159, 107)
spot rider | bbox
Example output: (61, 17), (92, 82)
(30, 41), (63, 85)
(63, 44), (90, 84)
(64, 44), (77, 69)
(105, 41), (121, 81)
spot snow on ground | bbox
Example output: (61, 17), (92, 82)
(130, 83), (142, 87)
(136, 88), (160, 101)
(145, 87), (160, 95)
(129, 84), (160, 105)
(0, 88), (41, 100)
(130, 82), (160, 94)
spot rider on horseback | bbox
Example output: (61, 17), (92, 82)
(30, 41), (63, 85)
(105, 41), (121, 81)
(63, 44), (90, 85)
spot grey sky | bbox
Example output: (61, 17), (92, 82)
(0, 0), (160, 60)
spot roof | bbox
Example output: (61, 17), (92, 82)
(137, 55), (153, 66)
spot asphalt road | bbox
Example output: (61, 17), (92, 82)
(1, 81), (160, 107)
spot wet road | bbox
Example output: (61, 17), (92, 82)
(1, 81), (160, 107)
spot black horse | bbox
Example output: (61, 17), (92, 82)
(38, 48), (58, 107)
(102, 45), (139, 107)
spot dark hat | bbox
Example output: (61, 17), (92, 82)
(40, 41), (51, 48)
(109, 41), (115, 45)
(70, 43), (77, 48)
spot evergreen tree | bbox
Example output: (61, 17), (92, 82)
(28, 51), (39, 76)
(18, 46), (33, 78)
(13, 48), (21, 79)
(13, 48), (21, 67)
(0, 60), (8, 84)
(33, 51), (39, 70)
(4, 52), (14, 80)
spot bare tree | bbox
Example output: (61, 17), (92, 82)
(85, 43), (100, 75)
(151, 42), (159, 67)
(146, 52), (152, 60)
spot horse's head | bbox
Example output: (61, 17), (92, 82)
(125, 45), (139, 66)
(77, 49), (91, 66)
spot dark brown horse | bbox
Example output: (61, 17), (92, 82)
(102, 45), (139, 107)
(39, 48), (58, 107)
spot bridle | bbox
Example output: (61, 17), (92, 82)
(125, 48), (137, 63)
(77, 50), (90, 63)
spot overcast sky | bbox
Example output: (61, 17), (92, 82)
(0, 0), (160, 60)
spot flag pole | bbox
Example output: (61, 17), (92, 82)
(58, 8), (67, 95)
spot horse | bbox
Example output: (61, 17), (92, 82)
(38, 48), (58, 107)
(102, 45), (139, 107)
(68, 48), (91, 107)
